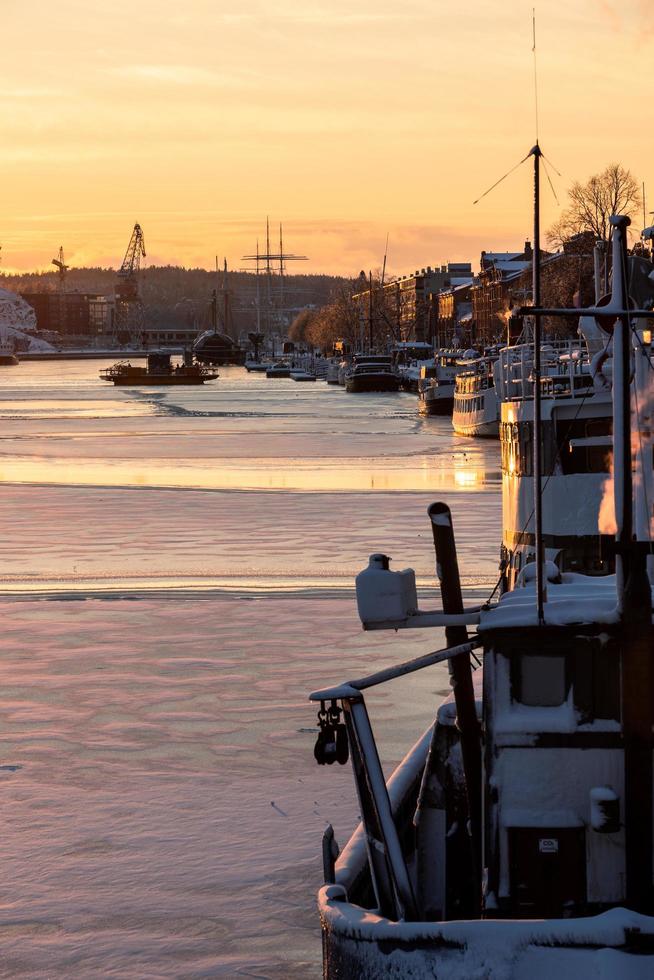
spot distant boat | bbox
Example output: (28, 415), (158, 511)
(100, 351), (218, 386)
(245, 359), (273, 372)
(345, 355), (400, 393)
(193, 329), (245, 365)
(266, 362), (293, 378)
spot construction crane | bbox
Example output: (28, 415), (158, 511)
(114, 223), (146, 346)
(51, 246), (69, 290)
(51, 246), (69, 332)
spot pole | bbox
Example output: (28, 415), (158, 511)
(609, 214), (654, 913)
(428, 502), (482, 914)
(532, 143), (546, 625)
(368, 270), (374, 353)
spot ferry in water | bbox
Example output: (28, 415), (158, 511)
(307, 214), (654, 978)
(100, 351), (218, 386)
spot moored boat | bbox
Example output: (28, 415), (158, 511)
(418, 349), (470, 416)
(307, 215), (654, 978)
(193, 329), (245, 365)
(265, 361), (293, 378)
(452, 353), (500, 436)
(345, 355), (400, 393)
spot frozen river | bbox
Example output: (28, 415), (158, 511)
(0, 360), (501, 977)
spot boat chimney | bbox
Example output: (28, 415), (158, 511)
(428, 502), (482, 913)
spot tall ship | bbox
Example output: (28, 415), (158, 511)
(306, 213), (654, 977)
(193, 267), (246, 365)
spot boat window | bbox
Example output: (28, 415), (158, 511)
(517, 654), (567, 706)
(572, 640), (621, 722)
(557, 417), (612, 475)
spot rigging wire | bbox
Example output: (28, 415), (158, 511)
(472, 152), (531, 206)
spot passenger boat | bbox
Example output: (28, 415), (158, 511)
(100, 351), (218, 385)
(307, 212), (654, 977)
(451, 353), (500, 436)
(418, 349), (470, 416)
(345, 355), (400, 393)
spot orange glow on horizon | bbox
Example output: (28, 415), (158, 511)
(1, 1), (652, 277)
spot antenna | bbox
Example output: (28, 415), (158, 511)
(381, 233), (389, 287)
(532, 8), (539, 143)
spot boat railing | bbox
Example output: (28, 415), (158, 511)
(309, 638), (481, 922)
(496, 340), (588, 402)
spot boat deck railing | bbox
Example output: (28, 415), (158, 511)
(310, 637), (481, 922)
(496, 340), (588, 402)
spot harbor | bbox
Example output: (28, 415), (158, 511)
(0, 358), (500, 975)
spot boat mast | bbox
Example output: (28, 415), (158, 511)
(531, 142), (546, 624)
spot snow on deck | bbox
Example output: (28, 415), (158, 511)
(479, 573), (622, 631)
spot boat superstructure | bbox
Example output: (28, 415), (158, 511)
(497, 339), (615, 586)
(307, 215), (654, 978)
(418, 348), (470, 416)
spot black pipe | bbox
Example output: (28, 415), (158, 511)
(428, 502), (482, 913)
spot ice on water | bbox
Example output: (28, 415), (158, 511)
(0, 361), (500, 977)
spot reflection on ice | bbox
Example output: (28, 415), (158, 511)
(0, 361), (501, 976)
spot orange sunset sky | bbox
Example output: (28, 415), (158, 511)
(1, 0), (652, 276)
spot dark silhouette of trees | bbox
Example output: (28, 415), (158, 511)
(547, 164), (641, 247)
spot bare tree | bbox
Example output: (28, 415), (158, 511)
(546, 163), (641, 247)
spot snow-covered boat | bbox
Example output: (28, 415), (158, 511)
(308, 214), (654, 978)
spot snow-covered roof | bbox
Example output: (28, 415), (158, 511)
(491, 260), (531, 273)
(484, 251), (523, 262)
(479, 573), (623, 631)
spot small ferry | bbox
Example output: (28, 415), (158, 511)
(100, 351), (218, 386)
(307, 215), (654, 978)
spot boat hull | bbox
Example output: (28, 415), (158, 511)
(419, 391), (454, 416)
(345, 374), (400, 393)
(101, 373), (215, 385)
(451, 416), (499, 437)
